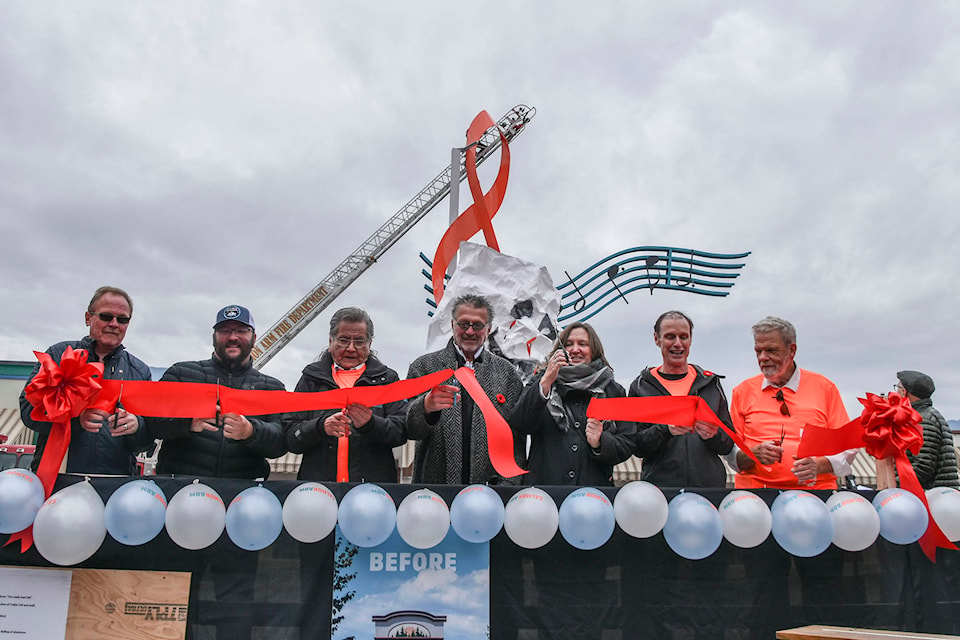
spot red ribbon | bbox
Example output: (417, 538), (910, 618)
(798, 392), (957, 562)
(454, 367), (526, 479)
(8, 347), (104, 551)
(431, 110), (511, 304)
(586, 395), (763, 468)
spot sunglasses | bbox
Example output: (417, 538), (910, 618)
(775, 389), (790, 417)
(454, 321), (488, 332)
(96, 312), (131, 325)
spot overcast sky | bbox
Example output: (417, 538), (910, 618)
(3, 2), (958, 420)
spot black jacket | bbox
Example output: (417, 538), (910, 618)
(146, 356), (286, 480)
(283, 352), (407, 482)
(511, 374), (636, 486)
(629, 365), (734, 488)
(906, 397), (959, 489)
(20, 337), (154, 475)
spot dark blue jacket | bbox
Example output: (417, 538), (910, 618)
(19, 336), (154, 475)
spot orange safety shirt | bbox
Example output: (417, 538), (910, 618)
(730, 369), (849, 489)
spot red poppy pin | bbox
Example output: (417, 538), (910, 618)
(496, 393), (506, 404)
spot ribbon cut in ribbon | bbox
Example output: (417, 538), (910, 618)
(798, 392), (956, 562)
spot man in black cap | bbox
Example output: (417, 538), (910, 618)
(147, 304), (287, 479)
(894, 370), (959, 489)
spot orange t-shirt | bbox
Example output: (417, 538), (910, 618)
(650, 365), (696, 397)
(730, 369), (849, 489)
(332, 364), (365, 390)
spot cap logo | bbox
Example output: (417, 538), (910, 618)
(223, 306), (242, 319)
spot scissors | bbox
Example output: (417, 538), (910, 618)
(215, 380), (221, 429)
(113, 380), (124, 431)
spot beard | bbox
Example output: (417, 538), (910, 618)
(213, 337), (253, 369)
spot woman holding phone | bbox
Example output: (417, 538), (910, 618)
(510, 322), (636, 485)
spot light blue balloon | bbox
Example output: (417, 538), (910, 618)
(225, 486), (283, 551)
(104, 480), (167, 546)
(663, 492), (723, 560)
(559, 487), (616, 550)
(873, 488), (929, 545)
(450, 484), (504, 543)
(337, 483), (397, 548)
(0, 468), (46, 534)
(771, 491), (834, 557)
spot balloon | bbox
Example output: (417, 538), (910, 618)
(873, 488), (928, 545)
(282, 483), (339, 543)
(337, 483), (396, 548)
(165, 482), (226, 550)
(663, 492), (723, 560)
(559, 487), (616, 550)
(771, 491), (833, 557)
(33, 481), (106, 566)
(718, 490), (771, 549)
(450, 484), (504, 543)
(926, 487), (960, 542)
(104, 480), (167, 546)
(504, 487), (559, 549)
(397, 489), (450, 549)
(614, 481), (668, 539)
(0, 468), (45, 534)
(826, 491), (880, 552)
(226, 486), (283, 551)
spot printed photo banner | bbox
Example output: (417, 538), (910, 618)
(798, 392), (957, 562)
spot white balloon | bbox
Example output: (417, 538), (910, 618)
(282, 483), (339, 543)
(873, 488), (928, 545)
(614, 481), (668, 539)
(165, 482), (226, 550)
(718, 490), (772, 549)
(0, 468), (46, 534)
(450, 484), (504, 543)
(337, 483), (396, 548)
(926, 487), (960, 542)
(826, 491), (880, 552)
(104, 480), (167, 546)
(33, 481), (106, 566)
(504, 487), (559, 549)
(397, 489), (450, 549)
(226, 486), (283, 551)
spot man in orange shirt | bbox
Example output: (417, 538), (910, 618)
(728, 316), (857, 489)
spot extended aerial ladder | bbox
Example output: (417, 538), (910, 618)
(251, 104), (536, 369)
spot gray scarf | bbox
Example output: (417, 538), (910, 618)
(545, 360), (615, 432)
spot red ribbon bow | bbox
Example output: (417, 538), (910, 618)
(798, 392), (956, 562)
(9, 347), (104, 551)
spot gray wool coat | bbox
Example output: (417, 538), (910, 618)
(406, 339), (524, 484)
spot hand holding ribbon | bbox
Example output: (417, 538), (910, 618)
(798, 392), (956, 562)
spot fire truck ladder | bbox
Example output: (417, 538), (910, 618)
(252, 104), (536, 369)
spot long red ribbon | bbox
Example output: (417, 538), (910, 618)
(454, 367), (526, 479)
(586, 395), (763, 468)
(431, 110), (511, 304)
(798, 393), (957, 562)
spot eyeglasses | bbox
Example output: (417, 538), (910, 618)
(97, 313), (131, 325)
(215, 326), (253, 337)
(454, 321), (488, 332)
(335, 336), (369, 348)
(894, 383), (905, 394)
(775, 389), (790, 416)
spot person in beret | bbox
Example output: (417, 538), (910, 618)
(895, 370), (959, 489)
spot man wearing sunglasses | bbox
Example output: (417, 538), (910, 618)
(406, 293), (524, 484)
(20, 285), (154, 475)
(727, 316), (857, 489)
(147, 304), (286, 480)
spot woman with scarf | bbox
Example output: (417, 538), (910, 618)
(510, 322), (636, 485)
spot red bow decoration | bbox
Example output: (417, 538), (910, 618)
(798, 392), (956, 562)
(8, 347), (103, 551)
